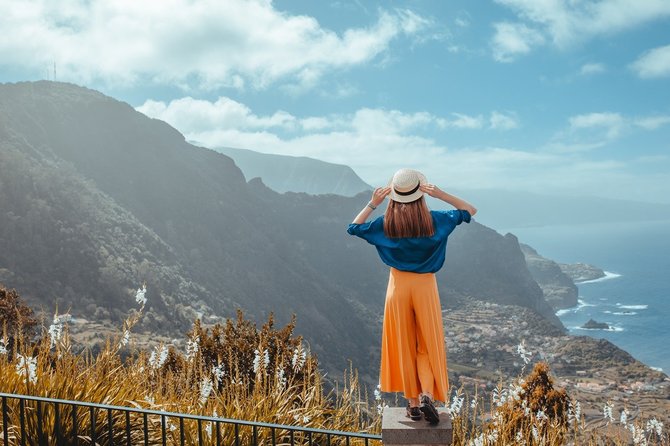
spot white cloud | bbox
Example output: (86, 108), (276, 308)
(635, 115), (670, 130)
(445, 113), (484, 129)
(491, 22), (544, 62)
(0, 0), (428, 91)
(568, 112), (625, 140)
(631, 44), (670, 78)
(489, 111), (519, 130)
(551, 111), (670, 152)
(579, 62), (606, 75)
(137, 97), (668, 202)
(492, 0), (670, 59)
(137, 97), (298, 133)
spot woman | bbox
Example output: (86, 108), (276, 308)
(347, 168), (476, 424)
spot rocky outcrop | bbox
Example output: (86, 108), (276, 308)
(520, 244), (578, 310)
(559, 262), (606, 283)
(581, 319), (610, 330)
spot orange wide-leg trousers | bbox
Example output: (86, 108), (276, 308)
(379, 268), (449, 402)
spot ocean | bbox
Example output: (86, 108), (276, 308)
(502, 220), (670, 373)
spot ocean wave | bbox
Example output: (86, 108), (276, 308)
(556, 299), (595, 317)
(555, 299), (595, 316)
(616, 304), (648, 310)
(570, 325), (624, 332)
(604, 310), (638, 316)
(578, 271), (622, 284)
(650, 366), (664, 373)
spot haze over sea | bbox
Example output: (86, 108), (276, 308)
(504, 219), (670, 373)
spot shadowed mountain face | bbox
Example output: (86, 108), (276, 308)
(0, 81), (563, 383)
(213, 146), (371, 197)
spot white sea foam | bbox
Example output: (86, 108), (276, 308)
(578, 271), (621, 284)
(617, 304), (648, 310)
(578, 299), (595, 308)
(555, 299), (596, 316)
(605, 310), (638, 315)
(650, 366), (664, 373)
(570, 325), (624, 332)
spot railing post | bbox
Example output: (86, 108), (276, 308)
(2, 396), (9, 446)
(381, 407), (452, 446)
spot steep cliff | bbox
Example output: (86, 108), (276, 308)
(520, 244), (579, 309)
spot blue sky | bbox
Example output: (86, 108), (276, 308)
(1, 0), (669, 203)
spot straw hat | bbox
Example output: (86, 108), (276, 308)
(388, 168), (426, 203)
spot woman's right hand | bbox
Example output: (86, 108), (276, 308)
(371, 187), (391, 206)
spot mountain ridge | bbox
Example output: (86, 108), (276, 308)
(210, 146), (371, 197)
(210, 146), (670, 230)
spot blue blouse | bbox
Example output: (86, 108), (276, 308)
(347, 209), (471, 273)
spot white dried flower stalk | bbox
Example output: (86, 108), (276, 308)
(212, 364), (225, 383)
(620, 408), (629, 425)
(646, 418), (663, 437)
(200, 377), (213, 405)
(15, 354), (38, 384)
(629, 424), (648, 446)
(253, 349), (261, 374)
(291, 345), (306, 371)
(276, 367), (287, 389)
(135, 285), (147, 307)
(48, 312), (69, 348)
(119, 330), (131, 347)
(468, 433), (484, 446)
(448, 391), (464, 417)
(149, 345), (168, 369)
(516, 340), (532, 365)
(185, 336), (200, 362)
(603, 402), (614, 424)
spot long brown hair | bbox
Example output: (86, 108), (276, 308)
(383, 197), (434, 238)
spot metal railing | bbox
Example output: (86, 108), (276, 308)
(0, 392), (382, 445)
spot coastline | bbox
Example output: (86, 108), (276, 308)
(555, 269), (665, 373)
(575, 270), (621, 284)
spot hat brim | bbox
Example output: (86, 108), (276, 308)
(388, 171), (427, 203)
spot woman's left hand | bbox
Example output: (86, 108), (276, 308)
(371, 187), (391, 206)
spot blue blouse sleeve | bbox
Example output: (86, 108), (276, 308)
(433, 209), (471, 227)
(347, 217), (385, 244)
(447, 209), (471, 225)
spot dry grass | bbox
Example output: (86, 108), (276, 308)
(0, 286), (380, 445)
(0, 284), (667, 445)
(448, 362), (667, 446)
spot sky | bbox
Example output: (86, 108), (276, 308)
(1, 0), (669, 203)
